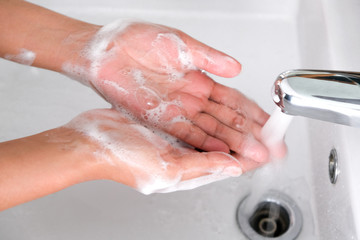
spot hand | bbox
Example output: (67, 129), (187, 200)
(0, 1), (271, 162)
(65, 21), (270, 162)
(0, 108), (254, 210)
(64, 108), (257, 194)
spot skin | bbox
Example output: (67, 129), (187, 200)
(0, 108), (264, 210)
(79, 21), (270, 160)
(0, 0), (285, 210)
(0, 0), (270, 160)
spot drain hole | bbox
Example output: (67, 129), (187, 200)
(249, 201), (290, 238)
(237, 191), (302, 240)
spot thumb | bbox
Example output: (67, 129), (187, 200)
(179, 32), (242, 78)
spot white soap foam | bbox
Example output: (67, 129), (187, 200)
(154, 171), (229, 193)
(170, 115), (190, 124)
(132, 69), (146, 85)
(153, 152), (242, 193)
(62, 20), (199, 127)
(143, 100), (173, 124)
(69, 111), (176, 194)
(63, 19), (198, 88)
(66, 109), (241, 195)
(130, 124), (170, 150)
(133, 118), (192, 151)
(62, 62), (91, 86)
(61, 19), (132, 83)
(102, 79), (129, 95)
(137, 173), (182, 195)
(155, 33), (194, 70)
(60, 19), (247, 194)
(127, 69), (188, 127)
(151, 32), (196, 81)
(4, 48), (36, 66)
(140, 153), (242, 194)
(86, 20), (132, 76)
(66, 109), (170, 173)
(136, 86), (162, 108)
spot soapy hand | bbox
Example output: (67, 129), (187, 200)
(64, 21), (270, 162)
(0, 1), (278, 210)
(0, 108), (261, 210)
(64, 108), (253, 194)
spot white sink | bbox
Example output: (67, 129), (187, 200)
(0, 0), (359, 239)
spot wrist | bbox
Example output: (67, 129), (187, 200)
(0, 127), (102, 210)
(46, 22), (101, 77)
(37, 127), (105, 183)
(56, 23), (101, 77)
(0, 0), (101, 76)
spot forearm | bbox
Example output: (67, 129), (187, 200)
(0, 0), (99, 72)
(0, 128), (98, 210)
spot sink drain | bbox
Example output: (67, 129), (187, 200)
(249, 201), (290, 237)
(237, 191), (302, 240)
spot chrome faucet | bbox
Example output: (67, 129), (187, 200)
(272, 69), (360, 127)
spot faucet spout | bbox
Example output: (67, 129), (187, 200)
(273, 69), (360, 127)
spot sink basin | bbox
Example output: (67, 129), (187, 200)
(0, 0), (359, 239)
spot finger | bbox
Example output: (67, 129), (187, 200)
(192, 112), (269, 162)
(210, 82), (269, 125)
(180, 151), (243, 179)
(178, 32), (242, 78)
(136, 93), (229, 153)
(178, 72), (266, 141)
(231, 153), (267, 173)
(203, 100), (266, 144)
(204, 100), (249, 131)
(178, 70), (215, 99)
(266, 141), (288, 160)
(168, 120), (230, 153)
(156, 151), (243, 193)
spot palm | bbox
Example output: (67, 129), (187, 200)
(87, 22), (269, 162)
(66, 109), (265, 194)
